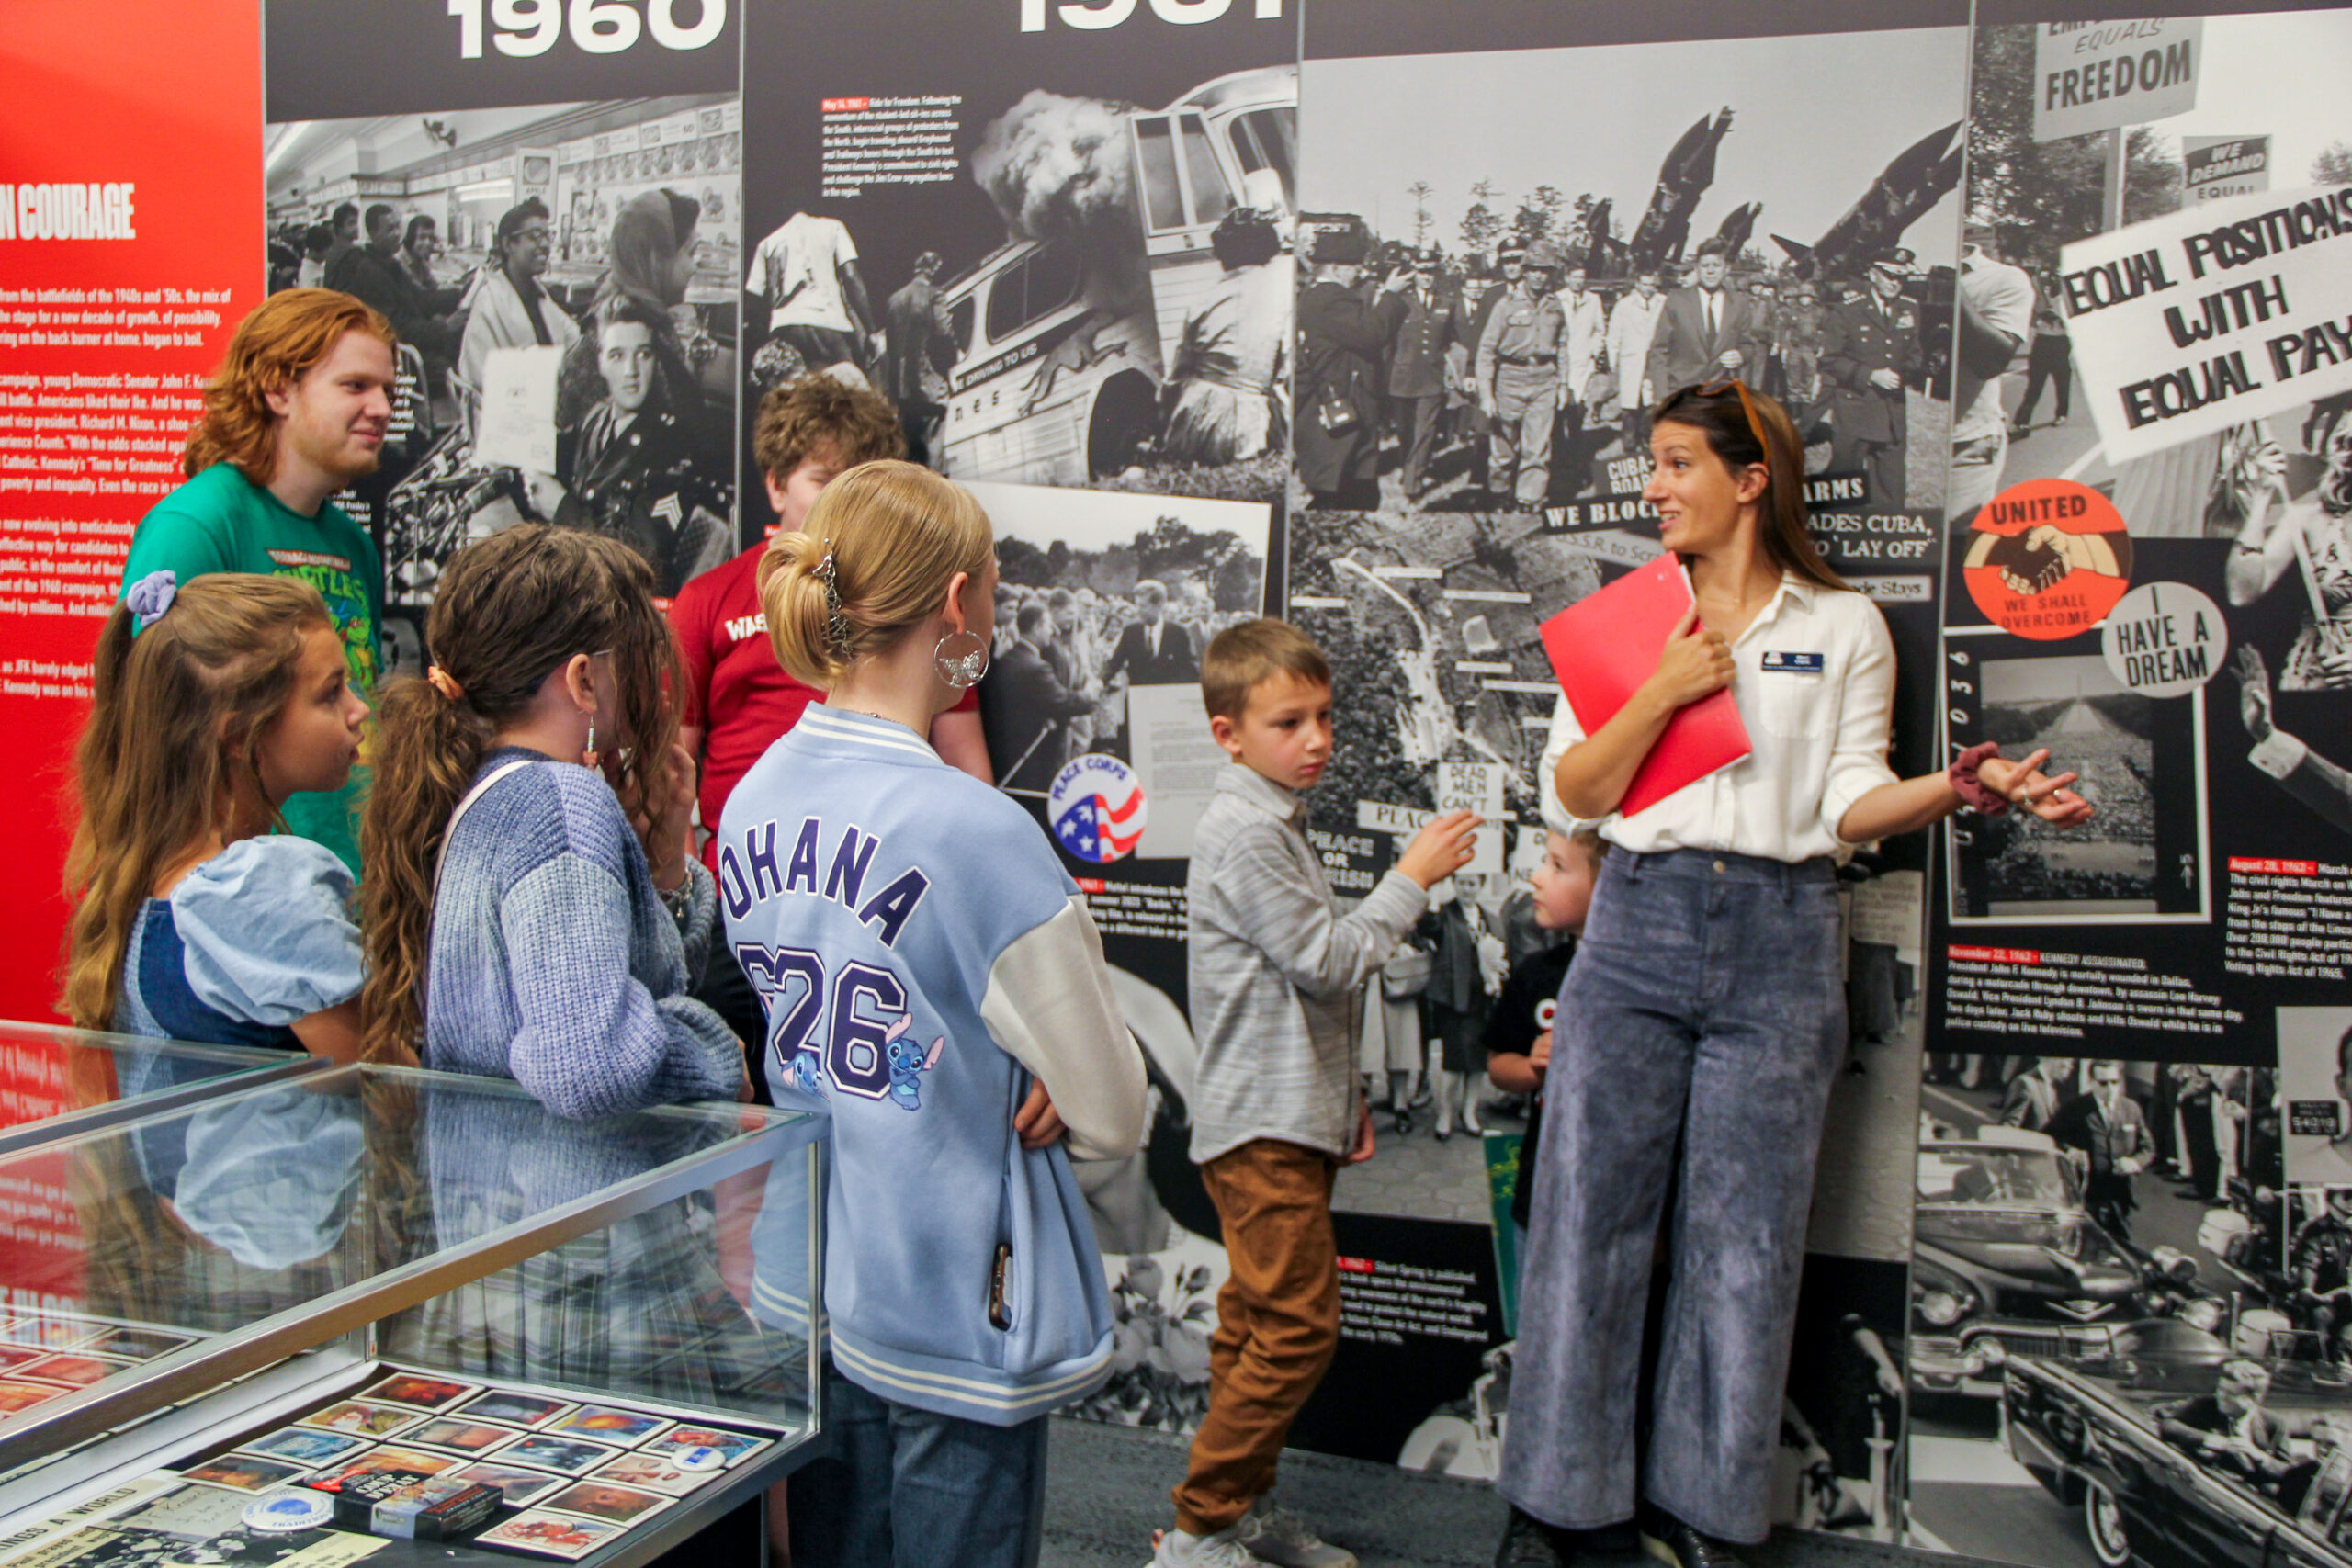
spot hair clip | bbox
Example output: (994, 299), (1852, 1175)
(817, 543), (852, 653)
(125, 570), (178, 632)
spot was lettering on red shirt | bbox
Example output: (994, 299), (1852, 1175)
(671, 542), (978, 870)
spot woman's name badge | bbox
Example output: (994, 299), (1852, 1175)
(1760, 651), (1826, 673)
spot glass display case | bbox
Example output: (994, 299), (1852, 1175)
(0, 1021), (323, 1156)
(0, 1063), (824, 1568)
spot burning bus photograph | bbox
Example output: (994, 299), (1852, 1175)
(738, 0), (1297, 518)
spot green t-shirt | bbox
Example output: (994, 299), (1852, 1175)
(119, 463), (383, 874)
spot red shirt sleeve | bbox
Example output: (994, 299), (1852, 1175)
(668, 574), (718, 731)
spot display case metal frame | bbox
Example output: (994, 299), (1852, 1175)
(0, 1021), (324, 1157)
(0, 1062), (826, 1568)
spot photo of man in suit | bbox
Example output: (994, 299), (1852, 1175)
(1374, 250), (1465, 505)
(2048, 1061), (2153, 1241)
(1102, 579), (1198, 688)
(2156, 1360), (2295, 1490)
(980, 601), (1098, 792)
(1998, 1055), (2073, 1133)
(1645, 236), (1765, 401)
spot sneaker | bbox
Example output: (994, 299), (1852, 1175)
(1638, 1510), (1747, 1568)
(1152, 1526), (1260, 1568)
(1236, 1498), (1358, 1568)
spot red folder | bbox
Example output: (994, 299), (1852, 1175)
(1539, 554), (1752, 818)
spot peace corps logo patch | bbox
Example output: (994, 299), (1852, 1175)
(1049, 753), (1148, 863)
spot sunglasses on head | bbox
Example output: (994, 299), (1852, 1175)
(1660, 378), (1773, 478)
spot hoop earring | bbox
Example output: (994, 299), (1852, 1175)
(582, 716), (600, 771)
(934, 628), (989, 690)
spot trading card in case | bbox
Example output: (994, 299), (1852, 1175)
(583, 1453), (717, 1496)
(475, 1508), (626, 1560)
(447, 1461), (568, 1509)
(543, 1406), (672, 1447)
(0, 1380), (68, 1414)
(235, 1427), (369, 1467)
(455, 1391), (578, 1429)
(302, 1447), (458, 1491)
(539, 1482), (671, 1526)
(493, 1436), (622, 1476)
(182, 1454), (313, 1493)
(643, 1427), (771, 1469)
(356, 1372), (482, 1411)
(20, 1352), (131, 1389)
(82, 1325), (197, 1362)
(401, 1417), (523, 1456)
(295, 1401), (422, 1439)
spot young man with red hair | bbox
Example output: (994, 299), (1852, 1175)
(118, 288), (395, 872)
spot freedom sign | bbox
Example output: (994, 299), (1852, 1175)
(2032, 17), (2200, 141)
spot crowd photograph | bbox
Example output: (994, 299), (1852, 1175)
(1292, 29), (1971, 520)
(262, 95), (745, 651)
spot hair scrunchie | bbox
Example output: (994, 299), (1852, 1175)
(125, 570), (178, 632)
(425, 665), (467, 704)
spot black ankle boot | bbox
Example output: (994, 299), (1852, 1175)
(1638, 1508), (1747, 1568)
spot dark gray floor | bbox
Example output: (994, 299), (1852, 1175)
(1040, 1419), (2012, 1568)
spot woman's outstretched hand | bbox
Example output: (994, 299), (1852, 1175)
(1979, 747), (2095, 827)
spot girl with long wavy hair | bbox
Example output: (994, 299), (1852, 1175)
(62, 570), (369, 1057)
(359, 524), (745, 1114)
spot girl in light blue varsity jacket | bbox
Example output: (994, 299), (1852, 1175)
(719, 462), (1146, 1568)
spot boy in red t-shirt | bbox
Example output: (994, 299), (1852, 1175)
(668, 375), (990, 1093)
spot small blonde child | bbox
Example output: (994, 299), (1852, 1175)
(62, 570), (370, 1057)
(1486, 829), (1604, 1235)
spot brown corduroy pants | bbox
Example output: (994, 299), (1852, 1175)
(1170, 1139), (1340, 1537)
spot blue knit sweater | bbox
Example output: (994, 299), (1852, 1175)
(424, 747), (741, 1118)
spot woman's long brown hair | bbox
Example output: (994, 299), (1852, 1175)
(61, 575), (331, 1030)
(359, 525), (680, 1066)
(1651, 379), (1848, 592)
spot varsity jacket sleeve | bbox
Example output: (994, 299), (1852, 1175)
(978, 897), (1148, 1162)
(1215, 821), (1429, 1002)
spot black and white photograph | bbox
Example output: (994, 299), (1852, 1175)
(2281, 1007), (2352, 1187)
(1294, 26), (1967, 520)
(265, 94), (743, 640)
(1953, 8), (2352, 537)
(967, 479), (1267, 795)
(1906, 1050), (2296, 1568)
(1946, 649), (2208, 921)
(739, 0), (1295, 516)
(1776, 1257), (1910, 1544)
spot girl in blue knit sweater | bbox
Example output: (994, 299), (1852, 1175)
(62, 570), (370, 1058)
(359, 524), (746, 1111)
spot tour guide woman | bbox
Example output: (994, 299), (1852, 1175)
(1505, 380), (2094, 1568)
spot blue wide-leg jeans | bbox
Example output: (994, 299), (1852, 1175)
(1498, 847), (1846, 1544)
